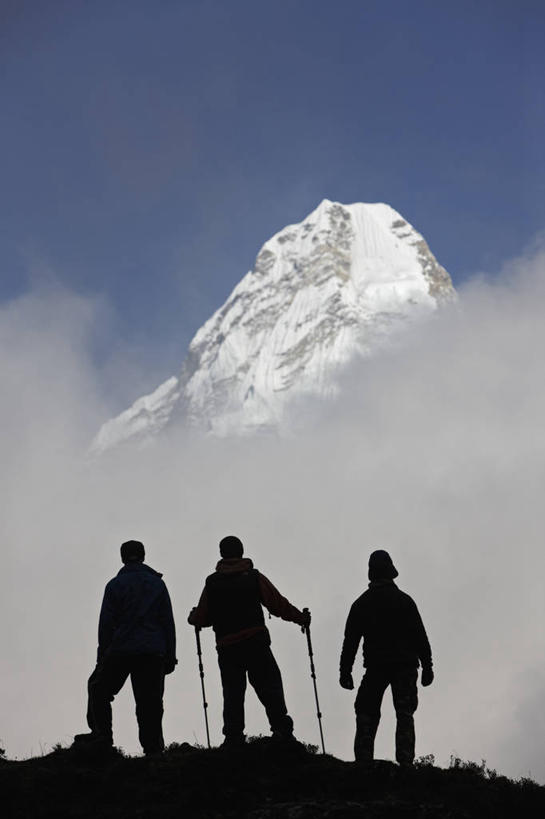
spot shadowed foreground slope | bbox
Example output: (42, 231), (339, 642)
(2, 738), (544, 818)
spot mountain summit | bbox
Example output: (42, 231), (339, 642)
(93, 200), (455, 452)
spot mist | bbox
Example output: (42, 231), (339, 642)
(1, 244), (544, 782)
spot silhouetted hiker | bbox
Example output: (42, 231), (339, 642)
(74, 540), (177, 755)
(188, 535), (310, 748)
(339, 549), (433, 766)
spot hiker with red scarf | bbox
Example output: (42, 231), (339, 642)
(188, 535), (310, 747)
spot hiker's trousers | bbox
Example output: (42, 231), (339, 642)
(217, 632), (294, 739)
(354, 663), (418, 764)
(87, 654), (165, 754)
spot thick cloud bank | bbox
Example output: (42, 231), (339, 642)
(1, 246), (545, 781)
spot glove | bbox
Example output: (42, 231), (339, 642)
(421, 666), (434, 687)
(187, 608), (197, 625)
(165, 658), (178, 675)
(300, 608), (311, 628)
(340, 672), (354, 690)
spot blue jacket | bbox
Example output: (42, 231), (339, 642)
(97, 562), (176, 666)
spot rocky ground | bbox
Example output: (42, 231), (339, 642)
(1, 738), (544, 818)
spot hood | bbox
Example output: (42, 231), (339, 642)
(215, 557), (254, 574)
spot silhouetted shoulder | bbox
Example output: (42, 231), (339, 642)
(351, 590), (370, 607)
(397, 587), (416, 601)
(396, 588), (422, 611)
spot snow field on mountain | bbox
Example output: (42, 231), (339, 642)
(92, 199), (454, 450)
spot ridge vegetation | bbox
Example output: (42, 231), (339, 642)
(2, 738), (544, 818)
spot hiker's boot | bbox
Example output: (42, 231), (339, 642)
(221, 734), (246, 750)
(73, 732), (97, 744)
(144, 747), (164, 758)
(73, 732), (113, 756)
(271, 730), (297, 744)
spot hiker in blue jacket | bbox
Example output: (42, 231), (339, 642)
(75, 540), (177, 755)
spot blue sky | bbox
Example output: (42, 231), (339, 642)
(1, 0), (544, 397)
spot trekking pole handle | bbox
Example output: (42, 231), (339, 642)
(302, 609), (315, 660)
(301, 606), (310, 634)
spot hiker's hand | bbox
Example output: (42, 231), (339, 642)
(165, 658), (177, 675)
(187, 608), (197, 625)
(340, 672), (354, 690)
(301, 609), (311, 628)
(421, 666), (434, 687)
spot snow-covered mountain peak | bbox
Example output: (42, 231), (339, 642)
(92, 200), (455, 452)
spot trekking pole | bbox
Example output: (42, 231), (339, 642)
(301, 608), (326, 754)
(194, 626), (211, 749)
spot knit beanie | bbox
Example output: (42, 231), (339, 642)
(368, 549), (398, 581)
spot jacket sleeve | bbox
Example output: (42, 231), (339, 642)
(97, 581), (116, 661)
(258, 573), (306, 626)
(160, 585), (177, 663)
(188, 586), (213, 627)
(339, 601), (363, 676)
(411, 601), (432, 668)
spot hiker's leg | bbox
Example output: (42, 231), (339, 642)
(247, 637), (293, 738)
(88, 656), (129, 744)
(86, 665), (100, 732)
(130, 656), (166, 754)
(218, 644), (247, 741)
(354, 667), (389, 762)
(391, 666), (418, 765)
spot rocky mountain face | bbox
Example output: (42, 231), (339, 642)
(92, 200), (455, 453)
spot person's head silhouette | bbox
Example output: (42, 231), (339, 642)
(219, 535), (244, 558)
(120, 540), (145, 564)
(368, 549), (398, 581)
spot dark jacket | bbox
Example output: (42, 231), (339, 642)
(206, 566), (265, 641)
(98, 562), (176, 665)
(340, 581), (432, 675)
(189, 557), (306, 646)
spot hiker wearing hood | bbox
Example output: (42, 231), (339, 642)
(188, 535), (310, 747)
(339, 549), (433, 766)
(75, 540), (177, 755)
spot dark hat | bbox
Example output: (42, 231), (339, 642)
(120, 540), (145, 564)
(368, 549), (398, 581)
(219, 535), (244, 558)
